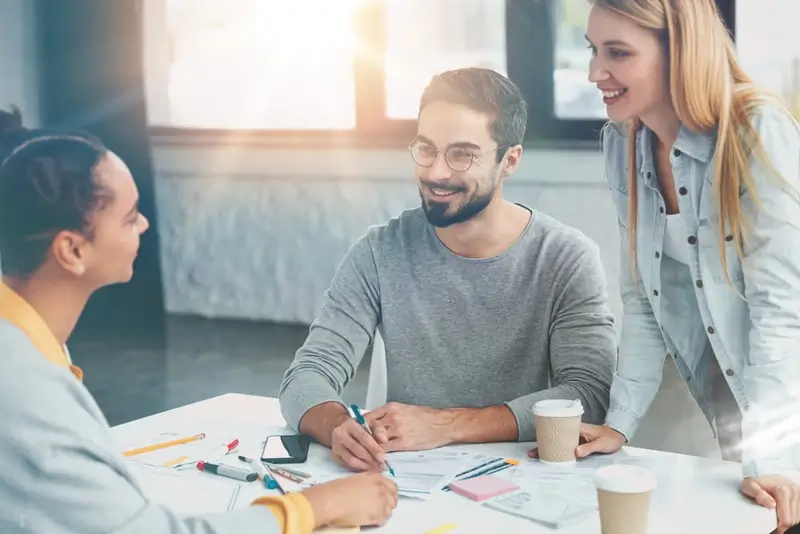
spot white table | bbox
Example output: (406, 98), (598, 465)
(112, 393), (777, 533)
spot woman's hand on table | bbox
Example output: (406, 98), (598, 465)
(740, 475), (800, 534)
(527, 423), (626, 459)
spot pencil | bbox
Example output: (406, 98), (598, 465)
(268, 464), (310, 479)
(123, 433), (206, 457)
(269, 466), (305, 484)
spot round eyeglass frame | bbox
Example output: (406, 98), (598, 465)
(408, 141), (510, 172)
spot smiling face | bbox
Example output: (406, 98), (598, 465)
(586, 5), (669, 123)
(412, 100), (505, 228)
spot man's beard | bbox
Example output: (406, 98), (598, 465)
(419, 183), (495, 228)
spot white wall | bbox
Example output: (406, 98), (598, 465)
(0, 0), (40, 125)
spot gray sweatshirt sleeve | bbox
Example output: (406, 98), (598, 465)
(0, 341), (282, 534)
(505, 241), (616, 441)
(280, 235), (381, 430)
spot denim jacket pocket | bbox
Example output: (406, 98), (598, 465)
(701, 230), (744, 283)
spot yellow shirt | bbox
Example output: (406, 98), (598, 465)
(0, 281), (83, 380)
(0, 281), (317, 533)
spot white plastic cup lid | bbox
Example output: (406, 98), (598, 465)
(594, 465), (658, 494)
(532, 399), (584, 417)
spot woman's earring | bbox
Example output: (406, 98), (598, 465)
(76, 264), (85, 275)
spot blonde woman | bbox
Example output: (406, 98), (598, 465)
(531, 0), (800, 531)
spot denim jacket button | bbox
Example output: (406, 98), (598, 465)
(673, 149), (682, 157)
(695, 279), (703, 288)
(687, 235), (697, 245)
(707, 325), (715, 334)
(725, 368), (734, 377)
(679, 186), (688, 195)
(725, 235), (734, 242)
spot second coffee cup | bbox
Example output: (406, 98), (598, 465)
(594, 464), (657, 534)
(532, 399), (584, 464)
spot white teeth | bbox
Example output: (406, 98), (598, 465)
(431, 188), (456, 196)
(602, 89), (627, 98)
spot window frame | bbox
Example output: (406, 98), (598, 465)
(148, 0), (737, 147)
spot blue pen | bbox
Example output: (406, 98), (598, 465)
(443, 460), (517, 491)
(349, 404), (395, 477)
(266, 464), (286, 495)
(469, 461), (514, 478)
(454, 457), (504, 479)
(241, 455), (278, 490)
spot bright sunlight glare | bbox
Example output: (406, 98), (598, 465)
(165, 0), (359, 129)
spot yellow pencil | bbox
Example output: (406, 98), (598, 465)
(123, 433), (206, 457)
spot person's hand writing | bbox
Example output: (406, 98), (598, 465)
(527, 423), (626, 459)
(302, 472), (399, 528)
(365, 402), (453, 452)
(331, 418), (389, 472)
(740, 475), (800, 534)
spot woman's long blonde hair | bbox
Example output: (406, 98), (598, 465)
(593, 0), (792, 283)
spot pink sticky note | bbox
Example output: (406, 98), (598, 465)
(448, 475), (520, 502)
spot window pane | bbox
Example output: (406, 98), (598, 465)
(736, 0), (800, 119)
(384, 0), (507, 120)
(553, 0), (606, 120)
(158, 0), (357, 129)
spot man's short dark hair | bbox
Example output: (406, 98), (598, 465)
(418, 67), (528, 153)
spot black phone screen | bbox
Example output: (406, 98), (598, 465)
(260, 434), (311, 464)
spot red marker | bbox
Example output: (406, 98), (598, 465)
(209, 438), (239, 460)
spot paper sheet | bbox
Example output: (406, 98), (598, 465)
(512, 464), (598, 503)
(386, 449), (473, 498)
(485, 487), (597, 529)
(296, 449), (476, 499)
(121, 431), (239, 471)
(488, 454), (656, 528)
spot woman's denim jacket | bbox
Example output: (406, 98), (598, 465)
(602, 105), (800, 477)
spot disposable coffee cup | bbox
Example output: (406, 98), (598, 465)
(532, 399), (584, 464)
(594, 465), (657, 534)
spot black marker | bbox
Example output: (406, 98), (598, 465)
(197, 461), (257, 482)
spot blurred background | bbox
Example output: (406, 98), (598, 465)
(2, 0), (798, 458)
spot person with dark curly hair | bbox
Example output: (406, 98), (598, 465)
(0, 107), (397, 534)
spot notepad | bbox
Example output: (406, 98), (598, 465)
(448, 475), (519, 502)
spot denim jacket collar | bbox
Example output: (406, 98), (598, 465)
(636, 123), (717, 165)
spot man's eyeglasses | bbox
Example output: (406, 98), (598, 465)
(409, 140), (508, 173)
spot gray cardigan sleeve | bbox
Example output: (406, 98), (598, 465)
(280, 235), (381, 430)
(505, 241), (616, 440)
(0, 327), (284, 534)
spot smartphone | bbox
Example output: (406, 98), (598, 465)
(260, 434), (312, 464)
